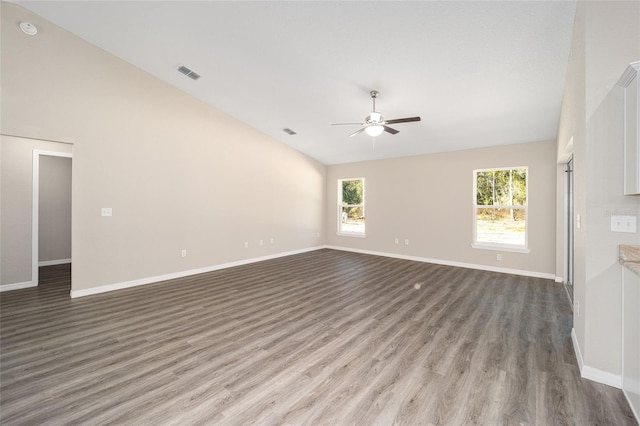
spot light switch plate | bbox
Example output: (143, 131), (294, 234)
(101, 207), (112, 217)
(611, 215), (636, 233)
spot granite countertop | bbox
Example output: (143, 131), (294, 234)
(619, 244), (640, 277)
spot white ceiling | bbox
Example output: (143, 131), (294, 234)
(16, 1), (577, 165)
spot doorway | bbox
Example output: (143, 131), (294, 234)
(564, 156), (574, 302)
(32, 150), (73, 286)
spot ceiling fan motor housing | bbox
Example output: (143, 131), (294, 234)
(366, 112), (383, 124)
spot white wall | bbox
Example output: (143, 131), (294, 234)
(39, 155), (72, 265)
(327, 140), (558, 277)
(1, 3), (326, 294)
(557, 1), (588, 373)
(557, 0), (640, 385)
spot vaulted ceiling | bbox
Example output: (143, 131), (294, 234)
(15, 1), (577, 165)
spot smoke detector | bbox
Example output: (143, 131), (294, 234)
(20, 22), (38, 36)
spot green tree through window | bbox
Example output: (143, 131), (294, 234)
(338, 178), (365, 235)
(342, 179), (363, 205)
(474, 168), (527, 247)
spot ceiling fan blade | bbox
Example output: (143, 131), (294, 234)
(383, 126), (399, 135)
(349, 128), (367, 137)
(331, 122), (364, 126)
(385, 116), (421, 125)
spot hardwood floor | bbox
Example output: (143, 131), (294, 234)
(1, 250), (636, 425)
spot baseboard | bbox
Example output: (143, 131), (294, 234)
(324, 246), (556, 280)
(572, 328), (622, 389)
(39, 258), (72, 267)
(70, 246), (325, 298)
(581, 366), (622, 389)
(623, 385), (640, 423)
(572, 328), (584, 370)
(0, 281), (37, 292)
(555, 276), (563, 283)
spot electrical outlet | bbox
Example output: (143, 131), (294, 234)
(316, 232), (320, 238)
(394, 238), (399, 245)
(404, 239), (409, 246)
(101, 207), (112, 217)
(497, 254), (502, 261)
(259, 239), (264, 246)
(181, 249), (187, 257)
(244, 242), (249, 249)
(270, 238), (275, 245)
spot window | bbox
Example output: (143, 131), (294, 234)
(473, 167), (528, 251)
(338, 178), (365, 236)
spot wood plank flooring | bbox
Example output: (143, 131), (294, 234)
(1, 249), (636, 425)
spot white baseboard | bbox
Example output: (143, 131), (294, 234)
(324, 245), (556, 280)
(39, 258), (71, 267)
(571, 328), (584, 372)
(70, 246), (325, 298)
(69, 244), (549, 297)
(582, 365), (622, 389)
(572, 328), (622, 389)
(572, 328), (584, 370)
(623, 385), (640, 423)
(0, 281), (36, 292)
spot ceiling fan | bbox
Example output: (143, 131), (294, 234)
(332, 90), (421, 137)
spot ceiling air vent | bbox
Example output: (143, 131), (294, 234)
(282, 128), (297, 135)
(177, 65), (200, 80)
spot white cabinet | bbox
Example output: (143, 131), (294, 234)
(619, 62), (640, 195)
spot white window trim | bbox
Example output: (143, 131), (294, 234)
(337, 177), (366, 237)
(470, 242), (531, 253)
(472, 166), (529, 252)
(336, 232), (367, 238)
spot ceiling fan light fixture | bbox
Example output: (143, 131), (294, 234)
(365, 125), (384, 137)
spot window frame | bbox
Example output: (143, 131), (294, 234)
(472, 166), (530, 253)
(337, 177), (366, 238)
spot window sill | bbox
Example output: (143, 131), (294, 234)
(471, 243), (530, 254)
(337, 232), (366, 238)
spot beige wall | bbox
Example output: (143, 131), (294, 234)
(1, 3), (326, 292)
(557, 0), (640, 381)
(327, 140), (557, 277)
(39, 155), (72, 264)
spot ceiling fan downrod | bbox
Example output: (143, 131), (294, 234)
(370, 90), (379, 112)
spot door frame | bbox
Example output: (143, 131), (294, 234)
(32, 150), (73, 286)
(563, 155), (574, 302)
